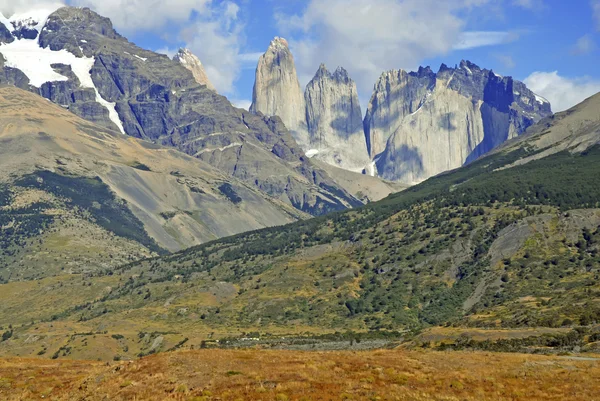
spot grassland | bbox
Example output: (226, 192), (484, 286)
(0, 349), (598, 400)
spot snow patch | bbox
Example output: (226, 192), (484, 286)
(534, 93), (549, 104)
(0, 8), (126, 135)
(305, 149), (320, 158)
(134, 54), (147, 62)
(366, 160), (378, 177)
(0, 38), (96, 87)
(93, 90), (126, 134)
(80, 39), (87, 43)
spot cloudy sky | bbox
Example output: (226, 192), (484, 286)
(1, 0), (599, 112)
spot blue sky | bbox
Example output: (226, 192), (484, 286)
(5, 0), (600, 112)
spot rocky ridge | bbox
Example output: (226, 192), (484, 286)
(371, 60), (552, 183)
(250, 39), (552, 184)
(304, 64), (371, 171)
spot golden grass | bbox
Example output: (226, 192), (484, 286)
(0, 349), (598, 400)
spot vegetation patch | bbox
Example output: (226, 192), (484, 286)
(14, 171), (164, 254)
(218, 183), (242, 204)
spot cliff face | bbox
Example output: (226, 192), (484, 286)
(173, 48), (216, 92)
(304, 64), (370, 171)
(364, 67), (436, 159)
(249, 37), (309, 147)
(370, 61), (552, 184)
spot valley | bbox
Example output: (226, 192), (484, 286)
(0, 348), (598, 401)
(0, 2), (599, 400)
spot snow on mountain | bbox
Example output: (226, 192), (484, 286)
(0, 8), (126, 134)
(0, 38), (95, 87)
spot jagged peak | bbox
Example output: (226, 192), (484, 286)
(409, 66), (434, 78)
(315, 63), (328, 76)
(438, 63), (451, 73)
(459, 60), (483, 75)
(311, 64), (352, 84)
(268, 36), (289, 51)
(173, 48), (202, 65)
(333, 66), (350, 82)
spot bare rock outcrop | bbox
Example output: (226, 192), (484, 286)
(370, 61), (552, 184)
(249, 37), (309, 147)
(304, 64), (370, 171)
(173, 48), (216, 91)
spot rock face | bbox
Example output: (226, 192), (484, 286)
(173, 48), (216, 92)
(0, 7), (363, 217)
(304, 64), (370, 171)
(250, 37), (309, 147)
(369, 61), (552, 184)
(250, 38), (372, 172)
(364, 66), (436, 159)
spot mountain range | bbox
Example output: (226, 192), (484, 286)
(250, 38), (552, 184)
(1, 5), (600, 362)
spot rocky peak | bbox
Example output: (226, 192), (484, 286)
(410, 66), (434, 78)
(250, 36), (309, 147)
(269, 36), (289, 50)
(305, 63), (369, 171)
(458, 59), (482, 75)
(313, 64), (351, 84)
(173, 48), (216, 92)
(370, 61), (553, 184)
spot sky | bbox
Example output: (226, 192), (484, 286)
(1, 0), (599, 112)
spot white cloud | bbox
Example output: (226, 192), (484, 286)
(453, 31), (517, 50)
(155, 47), (177, 59)
(178, 1), (244, 94)
(571, 34), (595, 55)
(68, 0), (211, 32)
(275, 0), (514, 103)
(524, 71), (600, 112)
(230, 98), (251, 110)
(0, 0), (64, 16)
(63, 0), (245, 95)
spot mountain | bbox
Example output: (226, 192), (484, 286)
(0, 7), (366, 216)
(368, 61), (552, 184)
(249, 37), (309, 147)
(251, 38), (371, 171)
(2, 91), (599, 360)
(249, 41), (551, 184)
(0, 86), (313, 281)
(173, 48), (216, 91)
(305, 64), (371, 171)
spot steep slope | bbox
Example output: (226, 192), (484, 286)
(249, 37), (309, 147)
(2, 92), (600, 351)
(0, 86), (311, 281)
(173, 48), (216, 91)
(0, 7), (361, 216)
(367, 61), (552, 184)
(304, 64), (370, 171)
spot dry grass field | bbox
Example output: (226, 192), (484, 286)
(0, 349), (598, 401)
